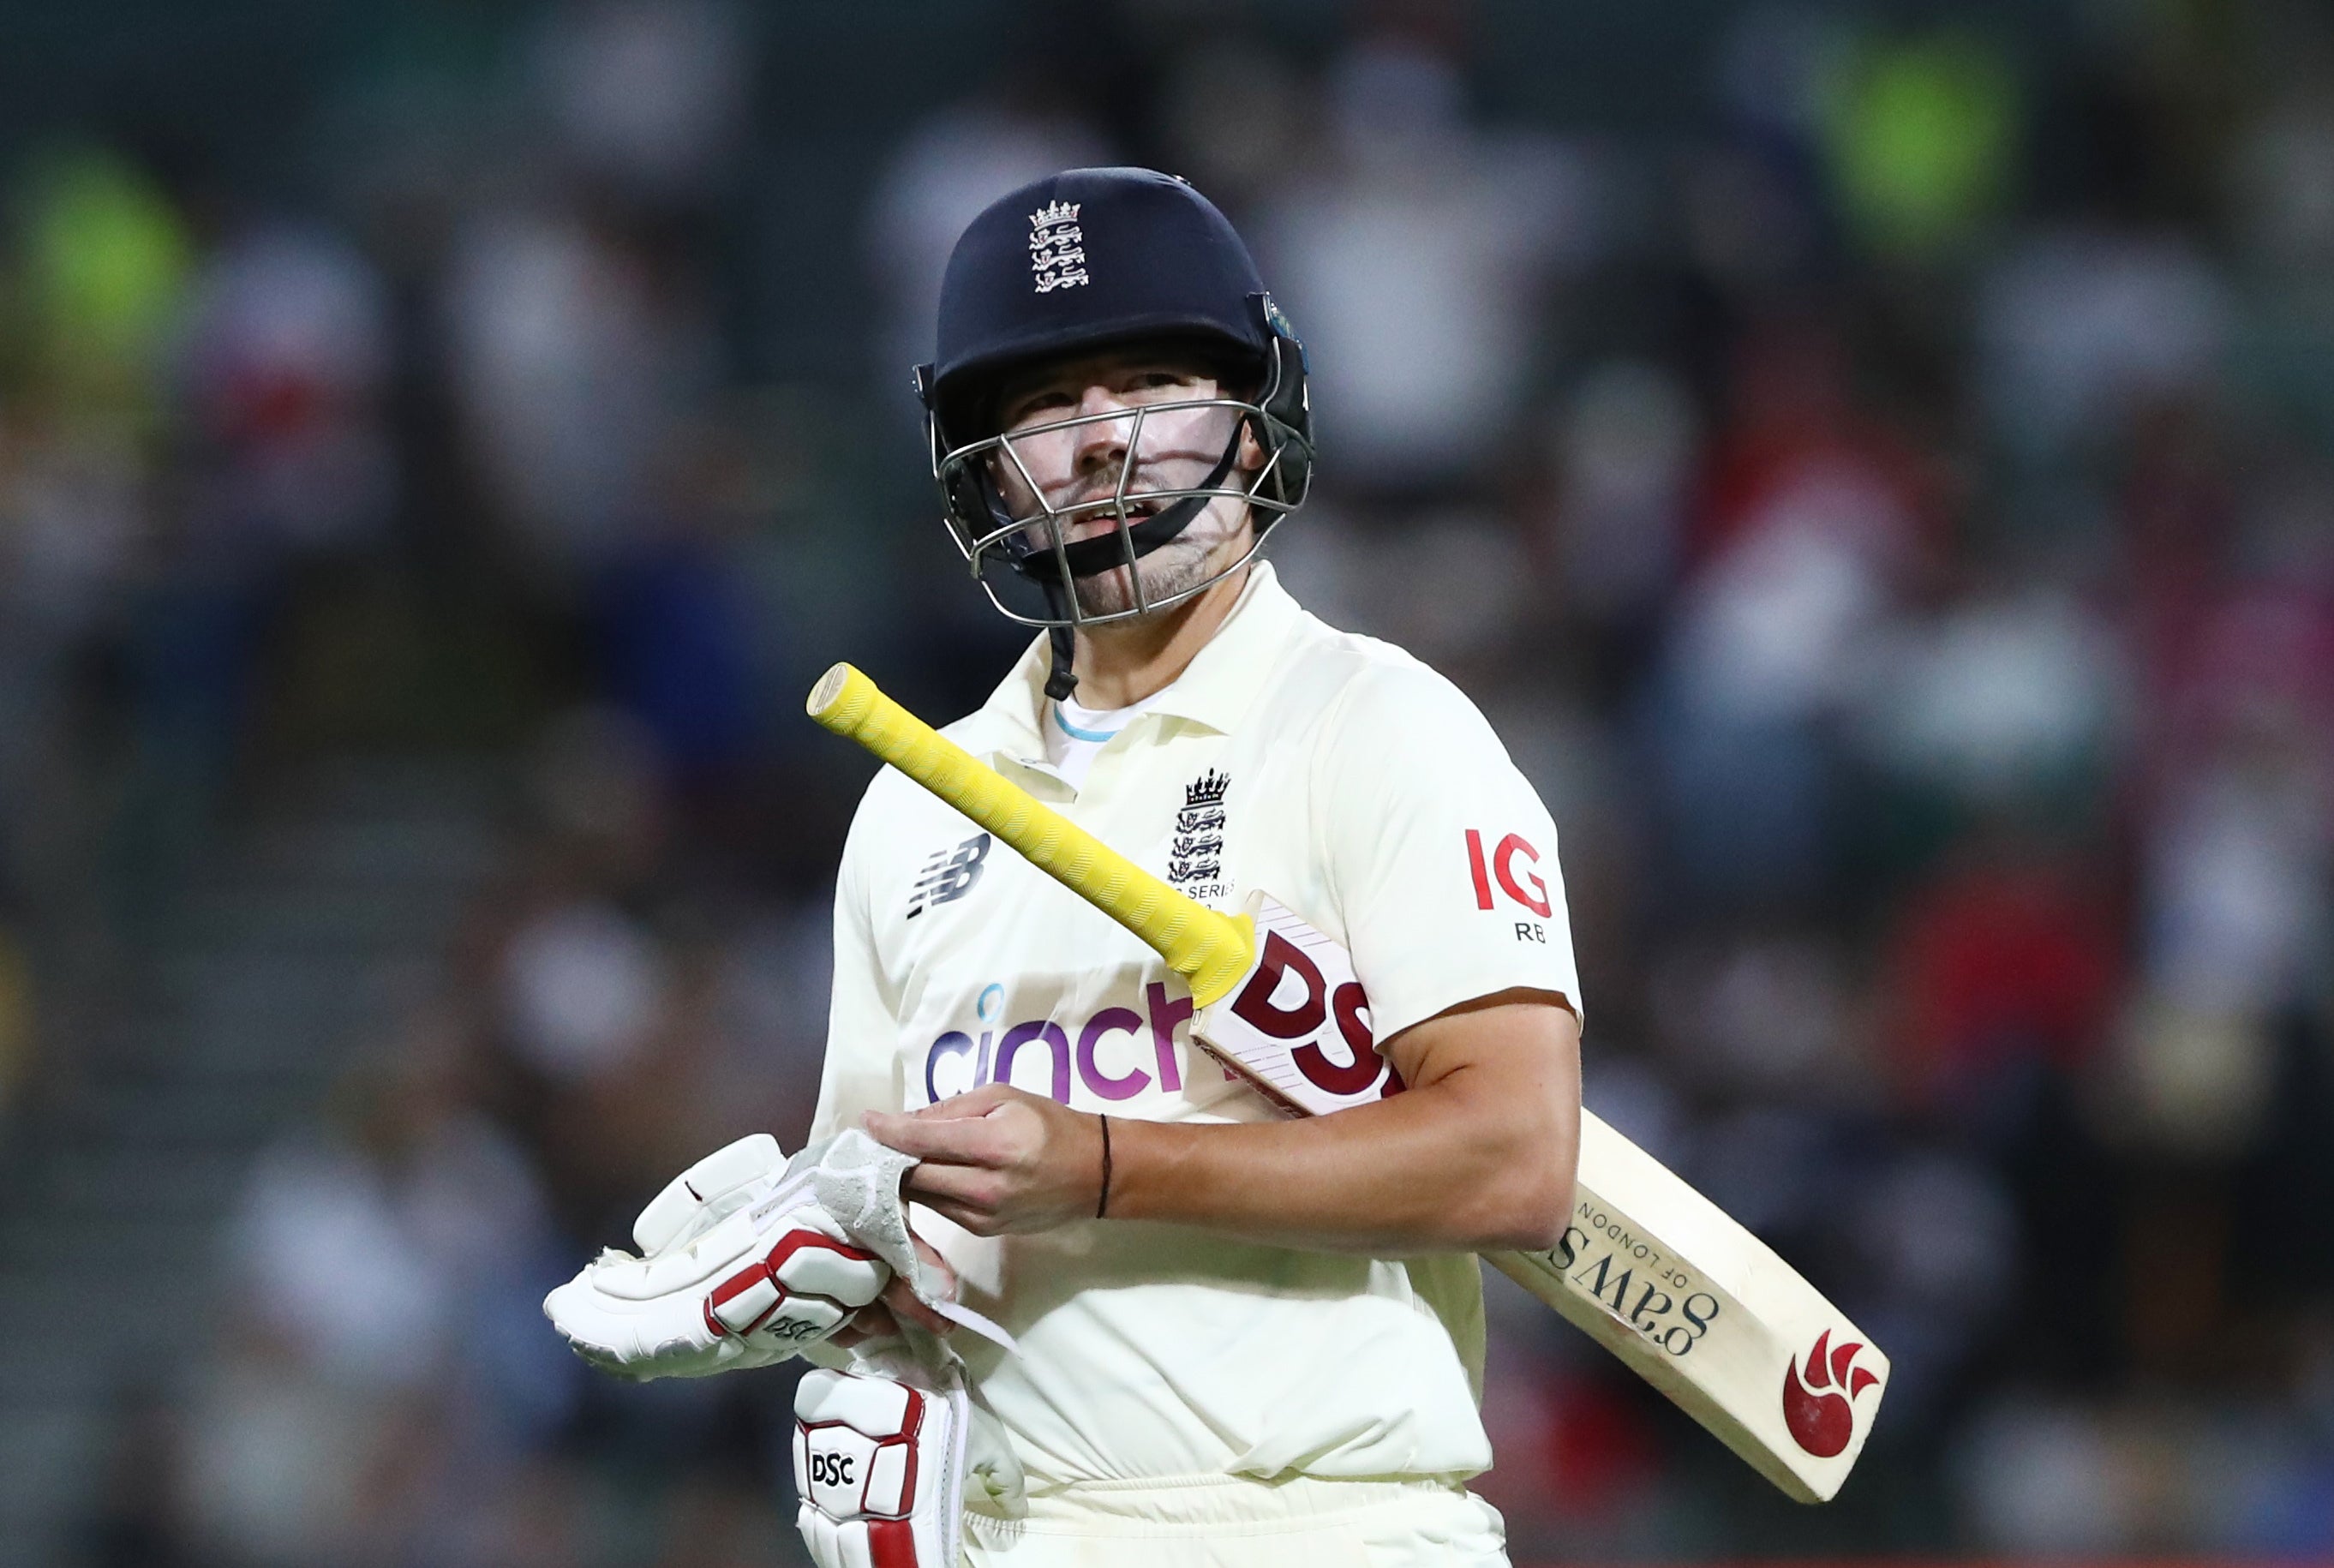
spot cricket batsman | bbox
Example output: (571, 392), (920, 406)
(548, 166), (1585, 1566)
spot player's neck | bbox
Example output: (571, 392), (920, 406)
(1069, 563), (1249, 709)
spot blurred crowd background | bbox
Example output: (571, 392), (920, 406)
(3, 1), (2332, 1564)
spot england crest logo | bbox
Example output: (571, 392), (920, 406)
(1029, 200), (1087, 294)
(1169, 769), (1227, 897)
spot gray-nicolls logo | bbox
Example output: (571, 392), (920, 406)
(1029, 200), (1087, 293)
(908, 833), (991, 919)
(1168, 770), (1227, 896)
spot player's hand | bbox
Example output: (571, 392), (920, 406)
(831, 1233), (959, 1345)
(864, 1084), (1105, 1236)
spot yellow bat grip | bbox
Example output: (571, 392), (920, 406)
(807, 662), (1256, 1007)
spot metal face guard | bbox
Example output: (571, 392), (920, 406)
(928, 369), (1310, 631)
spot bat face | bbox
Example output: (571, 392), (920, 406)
(1191, 891), (1888, 1504)
(1192, 896), (1405, 1116)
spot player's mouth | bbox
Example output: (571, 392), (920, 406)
(1059, 494), (1163, 540)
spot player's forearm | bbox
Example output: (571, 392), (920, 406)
(1108, 1008), (1580, 1254)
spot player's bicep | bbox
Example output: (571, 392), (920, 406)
(1381, 991), (1582, 1248)
(1383, 989), (1581, 1104)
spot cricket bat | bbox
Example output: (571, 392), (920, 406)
(807, 662), (1887, 1503)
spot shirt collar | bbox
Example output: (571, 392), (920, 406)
(971, 560), (1305, 760)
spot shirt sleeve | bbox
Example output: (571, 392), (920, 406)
(809, 785), (907, 1142)
(1314, 661), (1583, 1041)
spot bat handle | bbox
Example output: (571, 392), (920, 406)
(807, 662), (1256, 1006)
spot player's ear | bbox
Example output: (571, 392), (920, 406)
(1235, 416), (1267, 473)
(1221, 352), (1272, 475)
(1232, 376), (1272, 474)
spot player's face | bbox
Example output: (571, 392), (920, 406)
(986, 349), (1265, 619)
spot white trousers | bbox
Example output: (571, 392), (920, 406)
(963, 1475), (1510, 1567)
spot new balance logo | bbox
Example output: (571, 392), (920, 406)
(907, 833), (990, 918)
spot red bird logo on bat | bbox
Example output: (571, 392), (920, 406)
(1782, 1329), (1882, 1457)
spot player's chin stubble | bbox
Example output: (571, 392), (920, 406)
(1069, 512), (1249, 619)
(1074, 548), (1210, 617)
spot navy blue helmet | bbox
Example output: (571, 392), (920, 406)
(915, 167), (1311, 691)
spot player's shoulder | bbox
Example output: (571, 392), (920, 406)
(1268, 607), (1504, 752)
(837, 707), (1003, 871)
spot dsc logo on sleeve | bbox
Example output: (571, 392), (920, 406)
(1465, 828), (1551, 943)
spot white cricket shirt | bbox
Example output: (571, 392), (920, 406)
(811, 561), (1581, 1490)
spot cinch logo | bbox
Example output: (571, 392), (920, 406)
(1781, 1329), (1881, 1457)
(925, 982), (1194, 1106)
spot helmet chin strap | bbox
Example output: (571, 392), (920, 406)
(1011, 431), (1243, 587)
(1042, 597), (1079, 702)
(1008, 426), (1246, 704)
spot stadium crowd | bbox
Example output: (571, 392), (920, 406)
(3, 2), (2331, 1562)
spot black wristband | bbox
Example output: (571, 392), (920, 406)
(1095, 1114), (1113, 1219)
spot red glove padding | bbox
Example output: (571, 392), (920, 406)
(793, 1368), (966, 1567)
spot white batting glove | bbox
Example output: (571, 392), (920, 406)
(793, 1361), (1021, 1568)
(544, 1134), (891, 1381)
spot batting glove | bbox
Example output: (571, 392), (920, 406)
(544, 1133), (890, 1381)
(794, 1359), (1023, 1568)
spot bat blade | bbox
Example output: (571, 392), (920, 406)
(1488, 1122), (1889, 1504)
(1194, 889), (1888, 1503)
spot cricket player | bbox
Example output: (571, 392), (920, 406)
(550, 166), (1584, 1566)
